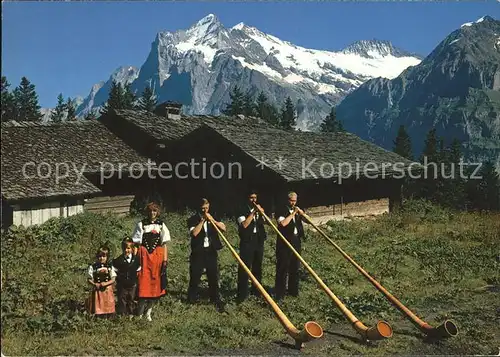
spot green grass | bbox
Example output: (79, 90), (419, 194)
(1, 200), (499, 355)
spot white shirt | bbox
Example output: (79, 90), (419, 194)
(189, 217), (210, 247)
(132, 221), (171, 244)
(88, 263), (117, 281)
(237, 208), (257, 233)
(277, 209), (298, 235)
(112, 254), (141, 274)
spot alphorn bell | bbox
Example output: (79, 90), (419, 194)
(300, 212), (458, 339)
(206, 215), (324, 349)
(253, 203), (393, 341)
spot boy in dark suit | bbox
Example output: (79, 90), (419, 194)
(113, 238), (141, 316)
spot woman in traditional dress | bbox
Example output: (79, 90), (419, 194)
(132, 202), (171, 321)
(87, 245), (116, 317)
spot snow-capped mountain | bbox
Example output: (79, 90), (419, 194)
(337, 15), (500, 168)
(76, 14), (421, 129)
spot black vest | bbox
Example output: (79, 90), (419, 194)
(238, 205), (267, 241)
(277, 206), (305, 239)
(92, 262), (112, 283)
(141, 218), (163, 253)
(187, 214), (223, 252)
(113, 253), (140, 288)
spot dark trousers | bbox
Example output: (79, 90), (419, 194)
(187, 248), (221, 304)
(237, 234), (264, 300)
(274, 234), (301, 300)
(116, 284), (137, 315)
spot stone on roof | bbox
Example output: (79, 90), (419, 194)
(1, 120), (150, 201)
(182, 123), (419, 182)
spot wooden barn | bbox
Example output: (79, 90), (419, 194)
(99, 105), (271, 160)
(1, 120), (152, 228)
(157, 122), (415, 222)
(99, 104), (416, 222)
(1, 103), (418, 227)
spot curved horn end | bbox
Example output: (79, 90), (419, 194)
(427, 320), (459, 338)
(293, 321), (324, 349)
(365, 321), (393, 340)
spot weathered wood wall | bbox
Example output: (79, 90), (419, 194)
(305, 198), (390, 225)
(83, 195), (135, 216)
(12, 200), (84, 227)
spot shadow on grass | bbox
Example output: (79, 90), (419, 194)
(392, 328), (425, 339)
(323, 329), (363, 344)
(272, 340), (302, 353)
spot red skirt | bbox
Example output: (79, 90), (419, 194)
(137, 245), (166, 298)
(87, 286), (115, 315)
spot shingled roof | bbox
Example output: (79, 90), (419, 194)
(109, 109), (274, 143)
(1, 120), (150, 201)
(179, 123), (419, 182)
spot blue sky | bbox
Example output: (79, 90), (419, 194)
(2, 1), (499, 108)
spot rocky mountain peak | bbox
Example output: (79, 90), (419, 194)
(185, 13), (225, 46)
(75, 14), (421, 129)
(111, 66), (139, 84)
(341, 39), (419, 59)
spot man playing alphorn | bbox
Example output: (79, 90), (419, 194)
(236, 189), (267, 302)
(187, 198), (226, 313)
(274, 191), (307, 301)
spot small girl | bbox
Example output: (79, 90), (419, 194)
(87, 245), (116, 317)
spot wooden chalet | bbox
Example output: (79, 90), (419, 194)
(1, 102), (417, 227)
(100, 105), (416, 223)
(1, 120), (152, 228)
(99, 105), (271, 160)
(158, 123), (414, 222)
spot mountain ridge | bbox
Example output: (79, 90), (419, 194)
(74, 13), (421, 129)
(336, 15), (500, 168)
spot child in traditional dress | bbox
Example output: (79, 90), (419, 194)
(113, 238), (141, 317)
(87, 246), (116, 317)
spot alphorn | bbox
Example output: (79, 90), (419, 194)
(300, 212), (458, 339)
(206, 216), (324, 349)
(253, 203), (393, 341)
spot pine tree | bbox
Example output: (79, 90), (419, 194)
(66, 97), (77, 121)
(1, 76), (17, 121)
(50, 93), (66, 123)
(256, 91), (269, 119)
(223, 85), (245, 116)
(440, 139), (466, 209)
(421, 129), (438, 161)
(418, 128), (440, 201)
(84, 109), (98, 120)
(475, 161), (500, 211)
(392, 125), (414, 199)
(320, 106), (344, 133)
(393, 125), (413, 160)
(280, 96), (296, 130)
(255, 91), (280, 126)
(242, 92), (256, 117)
(13, 77), (42, 122)
(137, 85), (157, 112)
(123, 83), (136, 109)
(101, 80), (125, 115)
(268, 104), (280, 127)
